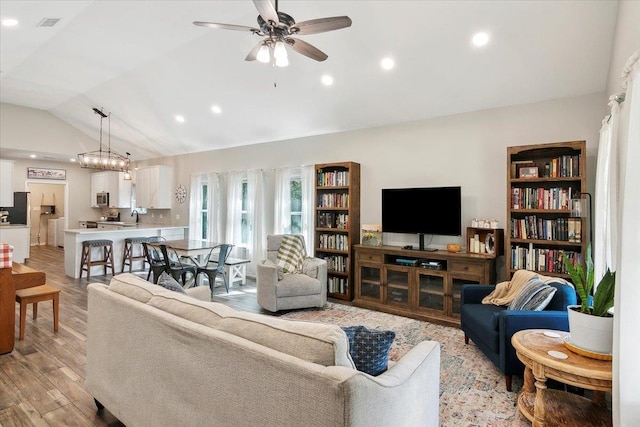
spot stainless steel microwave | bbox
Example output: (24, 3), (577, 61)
(97, 192), (109, 207)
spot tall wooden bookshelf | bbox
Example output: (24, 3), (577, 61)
(506, 141), (587, 279)
(315, 162), (360, 301)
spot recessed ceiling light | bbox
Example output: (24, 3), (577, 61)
(381, 57), (395, 70)
(321, 75), (334, 86)
(211, 105), (222, 114)
(29, 154), (36, 158)
(175, 115), (185, 123)
(1, 18), (18, 27)
(472, 32), (490, 47)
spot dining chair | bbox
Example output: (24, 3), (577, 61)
(196, 244), (234, 295)
(142, 237), (167, 283)
(160, 244), (197, 286)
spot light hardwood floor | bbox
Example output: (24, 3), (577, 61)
(0, 245), (280, 426)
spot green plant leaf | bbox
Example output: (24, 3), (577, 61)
(563, 249), (591, 314)
(592, 269), (616, 316)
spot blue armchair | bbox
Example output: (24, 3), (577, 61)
(460, 282), (576, 391)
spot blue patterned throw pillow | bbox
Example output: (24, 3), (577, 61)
(156, 272), (186, 294)
(342, 325), (395, 376)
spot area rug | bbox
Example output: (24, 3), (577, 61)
(280, 303), (529, 426)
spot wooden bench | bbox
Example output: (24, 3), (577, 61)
(209, 256), (250, 286)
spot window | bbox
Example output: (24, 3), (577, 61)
(290, 177), (302, 234)
(200, 178), (208, 240)
(241, 180), (248, 244)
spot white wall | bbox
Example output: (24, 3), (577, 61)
(605, 0), (640, 97)
(136, 92), (606, 259)
(0, 103), (97, 154)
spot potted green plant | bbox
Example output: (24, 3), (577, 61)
(563, 243), (616, 354)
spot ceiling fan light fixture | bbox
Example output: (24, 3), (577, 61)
(275, 56), (289, 67)
(257, 44), (271, 63)
(274, 40), (287, 60)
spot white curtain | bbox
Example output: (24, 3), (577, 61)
(188, 174), (204, 240)
(594, 101), (619, 283)
(274, 167), (294, 234)
(207, 172), (224, 243)
(247, 169), (266, 273)
(611, 50), (640, 427)
(301, 164), (316, 252)
(225, 171), (244, 247)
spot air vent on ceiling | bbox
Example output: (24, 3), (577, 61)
(37, 18), (61, 27)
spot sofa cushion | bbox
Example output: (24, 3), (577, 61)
(276, 235), (306, 274)
(217, 311), (355, 368)
(275, 274), (321, 297)
(342, 326), (395, 376)
(508, 277), (557, 311)
(302, 258), (319, 279)
(147, 292), (236, 328)
(157, 272), (186, 294)
(109, 273), (168, 303)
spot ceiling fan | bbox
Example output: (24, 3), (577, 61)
(193, 0), (352, 67)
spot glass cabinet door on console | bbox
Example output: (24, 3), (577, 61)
(383, 266), (411, 307)
(356, 263), (382, 301)
(417, 271), (446, 315)
(450, 277), (480, 317)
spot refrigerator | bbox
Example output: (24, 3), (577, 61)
(1, 192), (31, 225)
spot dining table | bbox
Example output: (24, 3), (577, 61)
(164, 239), (220, 262)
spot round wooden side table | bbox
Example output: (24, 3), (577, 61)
(511, 329), (612, 427)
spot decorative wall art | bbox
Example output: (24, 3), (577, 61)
(27, 167), (66, 180)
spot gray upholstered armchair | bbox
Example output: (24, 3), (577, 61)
(256, 235), (327, 312)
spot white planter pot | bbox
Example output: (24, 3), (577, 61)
(567, 305), (613, 354)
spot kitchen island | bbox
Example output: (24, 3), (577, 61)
(64, 225), (188, 278)
(0, 224), (30, 263)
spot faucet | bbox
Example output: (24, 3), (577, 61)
(131, 210), (139, 223)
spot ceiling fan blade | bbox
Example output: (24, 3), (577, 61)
(245, 40), (265, 61)
(193, 21), (260, 33)
(291, 16), (352, 35)
(253, 0), (280, 25)
(287, 38), (328, 62)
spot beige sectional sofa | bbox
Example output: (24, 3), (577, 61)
(86, 273), (441, 427)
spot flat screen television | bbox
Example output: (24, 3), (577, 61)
(382, 186), (462, 237)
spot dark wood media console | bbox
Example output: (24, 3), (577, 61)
(353, 245), (497, 327)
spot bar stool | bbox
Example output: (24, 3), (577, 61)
(79, 239), (114, 280)
(15, 284), (60, 340)
(121, 237), (149, 273)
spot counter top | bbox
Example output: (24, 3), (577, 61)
(0, 224), (30, 229)
(65, 224), (187, 234)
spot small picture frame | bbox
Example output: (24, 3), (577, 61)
(27, 167), (66, 180)
(519, 166), (539, 179)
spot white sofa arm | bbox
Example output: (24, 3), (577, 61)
(256, 260), (279, 310)
(345, 341), (441, 426)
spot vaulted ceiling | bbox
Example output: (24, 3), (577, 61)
(0, 1), (619, 163)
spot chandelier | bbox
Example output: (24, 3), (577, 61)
(77, 108), (130, 172)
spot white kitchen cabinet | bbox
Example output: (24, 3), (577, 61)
(90, 171), (132, 208)
(0, 159), (15, 207)
(135, 165), (173, 209)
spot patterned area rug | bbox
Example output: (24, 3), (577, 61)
(281, 303), (530, 426)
